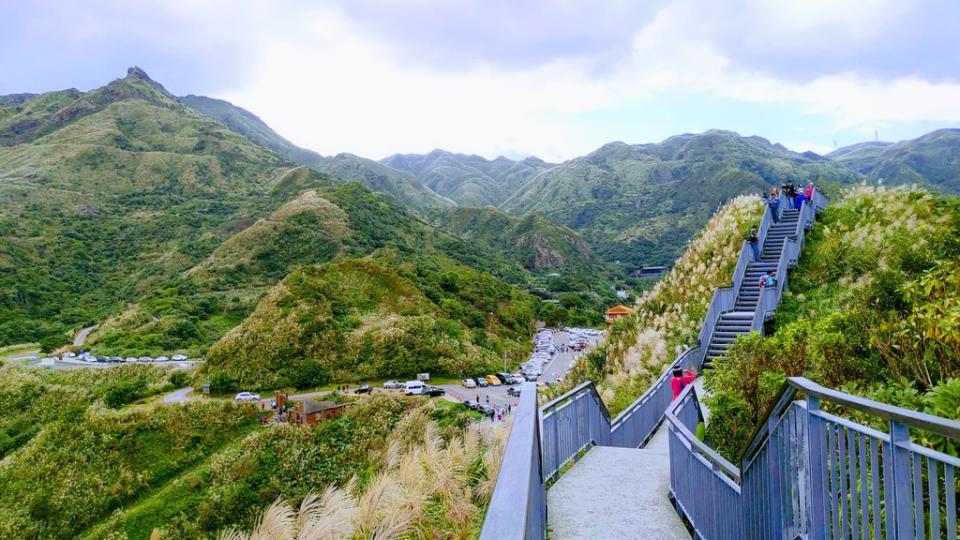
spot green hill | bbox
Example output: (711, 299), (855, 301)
(501, 130), (862, 267)
(382, 149), (553, 207)
(179, 95), (454, 211)
(828, 128), (960, 194)
(0, 68), (527, 358)
(428, 206), (591, 271)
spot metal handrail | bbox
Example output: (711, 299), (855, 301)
(740, 376), (960, 468)
(480, 382), (545, 540)
(665, 383), (742, 482)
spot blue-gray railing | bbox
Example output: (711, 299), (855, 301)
(667, 376), (960, 539)
(480, 382), (545, 540)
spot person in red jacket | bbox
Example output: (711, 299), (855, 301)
(670, 368), (697, 399)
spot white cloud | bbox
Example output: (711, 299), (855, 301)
(211, 0), (960, 161)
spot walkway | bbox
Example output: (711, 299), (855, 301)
(547, 426), (690, 539)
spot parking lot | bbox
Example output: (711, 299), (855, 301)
(438, 327), (603, 412)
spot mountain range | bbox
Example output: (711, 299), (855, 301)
(172, 83), (960, 267)
(2, 67), (959, 356)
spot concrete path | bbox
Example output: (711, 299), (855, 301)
(162, 387), (193, 403)
(548, 426), (690, 539)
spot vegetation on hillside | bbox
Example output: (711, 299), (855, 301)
(213, 401), (507, 540)
(552, 195), (764, 413)
(705, 186), (960, 460)
(204, 257), (537, 389)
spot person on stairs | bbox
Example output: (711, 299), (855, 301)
(768, 188), (781, 223)
(759, 271), (777, 288)
(670, 368), (698, 399)
(793, 187), (806, 210)
(747, 226), (761, 262)
(782, 180), (797, 209)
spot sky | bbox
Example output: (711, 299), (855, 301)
(2, 0), (959, 162)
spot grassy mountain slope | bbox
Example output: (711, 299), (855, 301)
(502, 130), (861, 267)
(0, 70), (290, 350)
(308, 152), (455, 211)
(179, 95), (454, 211)
(428, 206), (591, 271)
(0, 69), (528, 360)
(705, 186), (960, 460)
(382, 149), (553, 207)
(828, 128), (960, 194)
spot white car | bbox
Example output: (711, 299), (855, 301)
(171, 354), (188, 361)
(383, 380), (402, 389)
(461, 378), (477, 388)
(138, 356), (152, 363)
(125, 357), (138, 363)
(404, 381), (426, 395)
(155, 356), (170, 362)
(234, 392), (261, 402)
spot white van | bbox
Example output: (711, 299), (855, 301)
(404, 380), (426, 395)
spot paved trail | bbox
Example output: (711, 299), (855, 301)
(73, 325), (97, 346)
(162, 387), (193, 403)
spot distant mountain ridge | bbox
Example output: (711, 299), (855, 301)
(827, 128), (960, 194)
(178, 94), (454, 211)
(382, 149), (554, 207)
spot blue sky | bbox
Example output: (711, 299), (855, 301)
(3, 0), (959, 161)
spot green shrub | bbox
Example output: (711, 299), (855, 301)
(103, 376), (148, 408)
(208, 372), (237, 394)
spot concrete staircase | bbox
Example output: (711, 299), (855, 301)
(702, 207), (801, 368)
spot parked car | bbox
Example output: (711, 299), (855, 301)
(524, 373), (538, 382)
(507, 386), (522, 397)
(354, 384), (373, 394)
(404, 380), (426, 395)
(495, 372), (513, 385)
(110, 356), (123, 363)
(509, 374), (526, 384)
(485, 374), (502, 386)
(155, 356), (170, 362)
(138, 356), (152, 363)
(171, 354), (188, 361)
(474, 377), (488, 387)
(423, 386), (445, 397)
(125, 357), (138, 363)
(234, 392), (261, 402)
(475, 404), (495, 418)
(461, 378), (477, 388)
(383, 380), (402, 389)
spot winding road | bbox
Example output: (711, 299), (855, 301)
(73, 325), (97, 346)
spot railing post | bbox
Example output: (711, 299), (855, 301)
(551, 409), (561, 479)
(889, 420), (913, 539)
(766, 414), (785, 539)
(805, 396), (828, 540)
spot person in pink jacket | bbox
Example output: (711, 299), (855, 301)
(804, 183), (814, 200)
(670, 368), (697, 399)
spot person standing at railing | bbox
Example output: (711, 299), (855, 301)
(768, 188), (782, 223)
(670, 368), (697, 399)
(746, 226), (761, 262)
